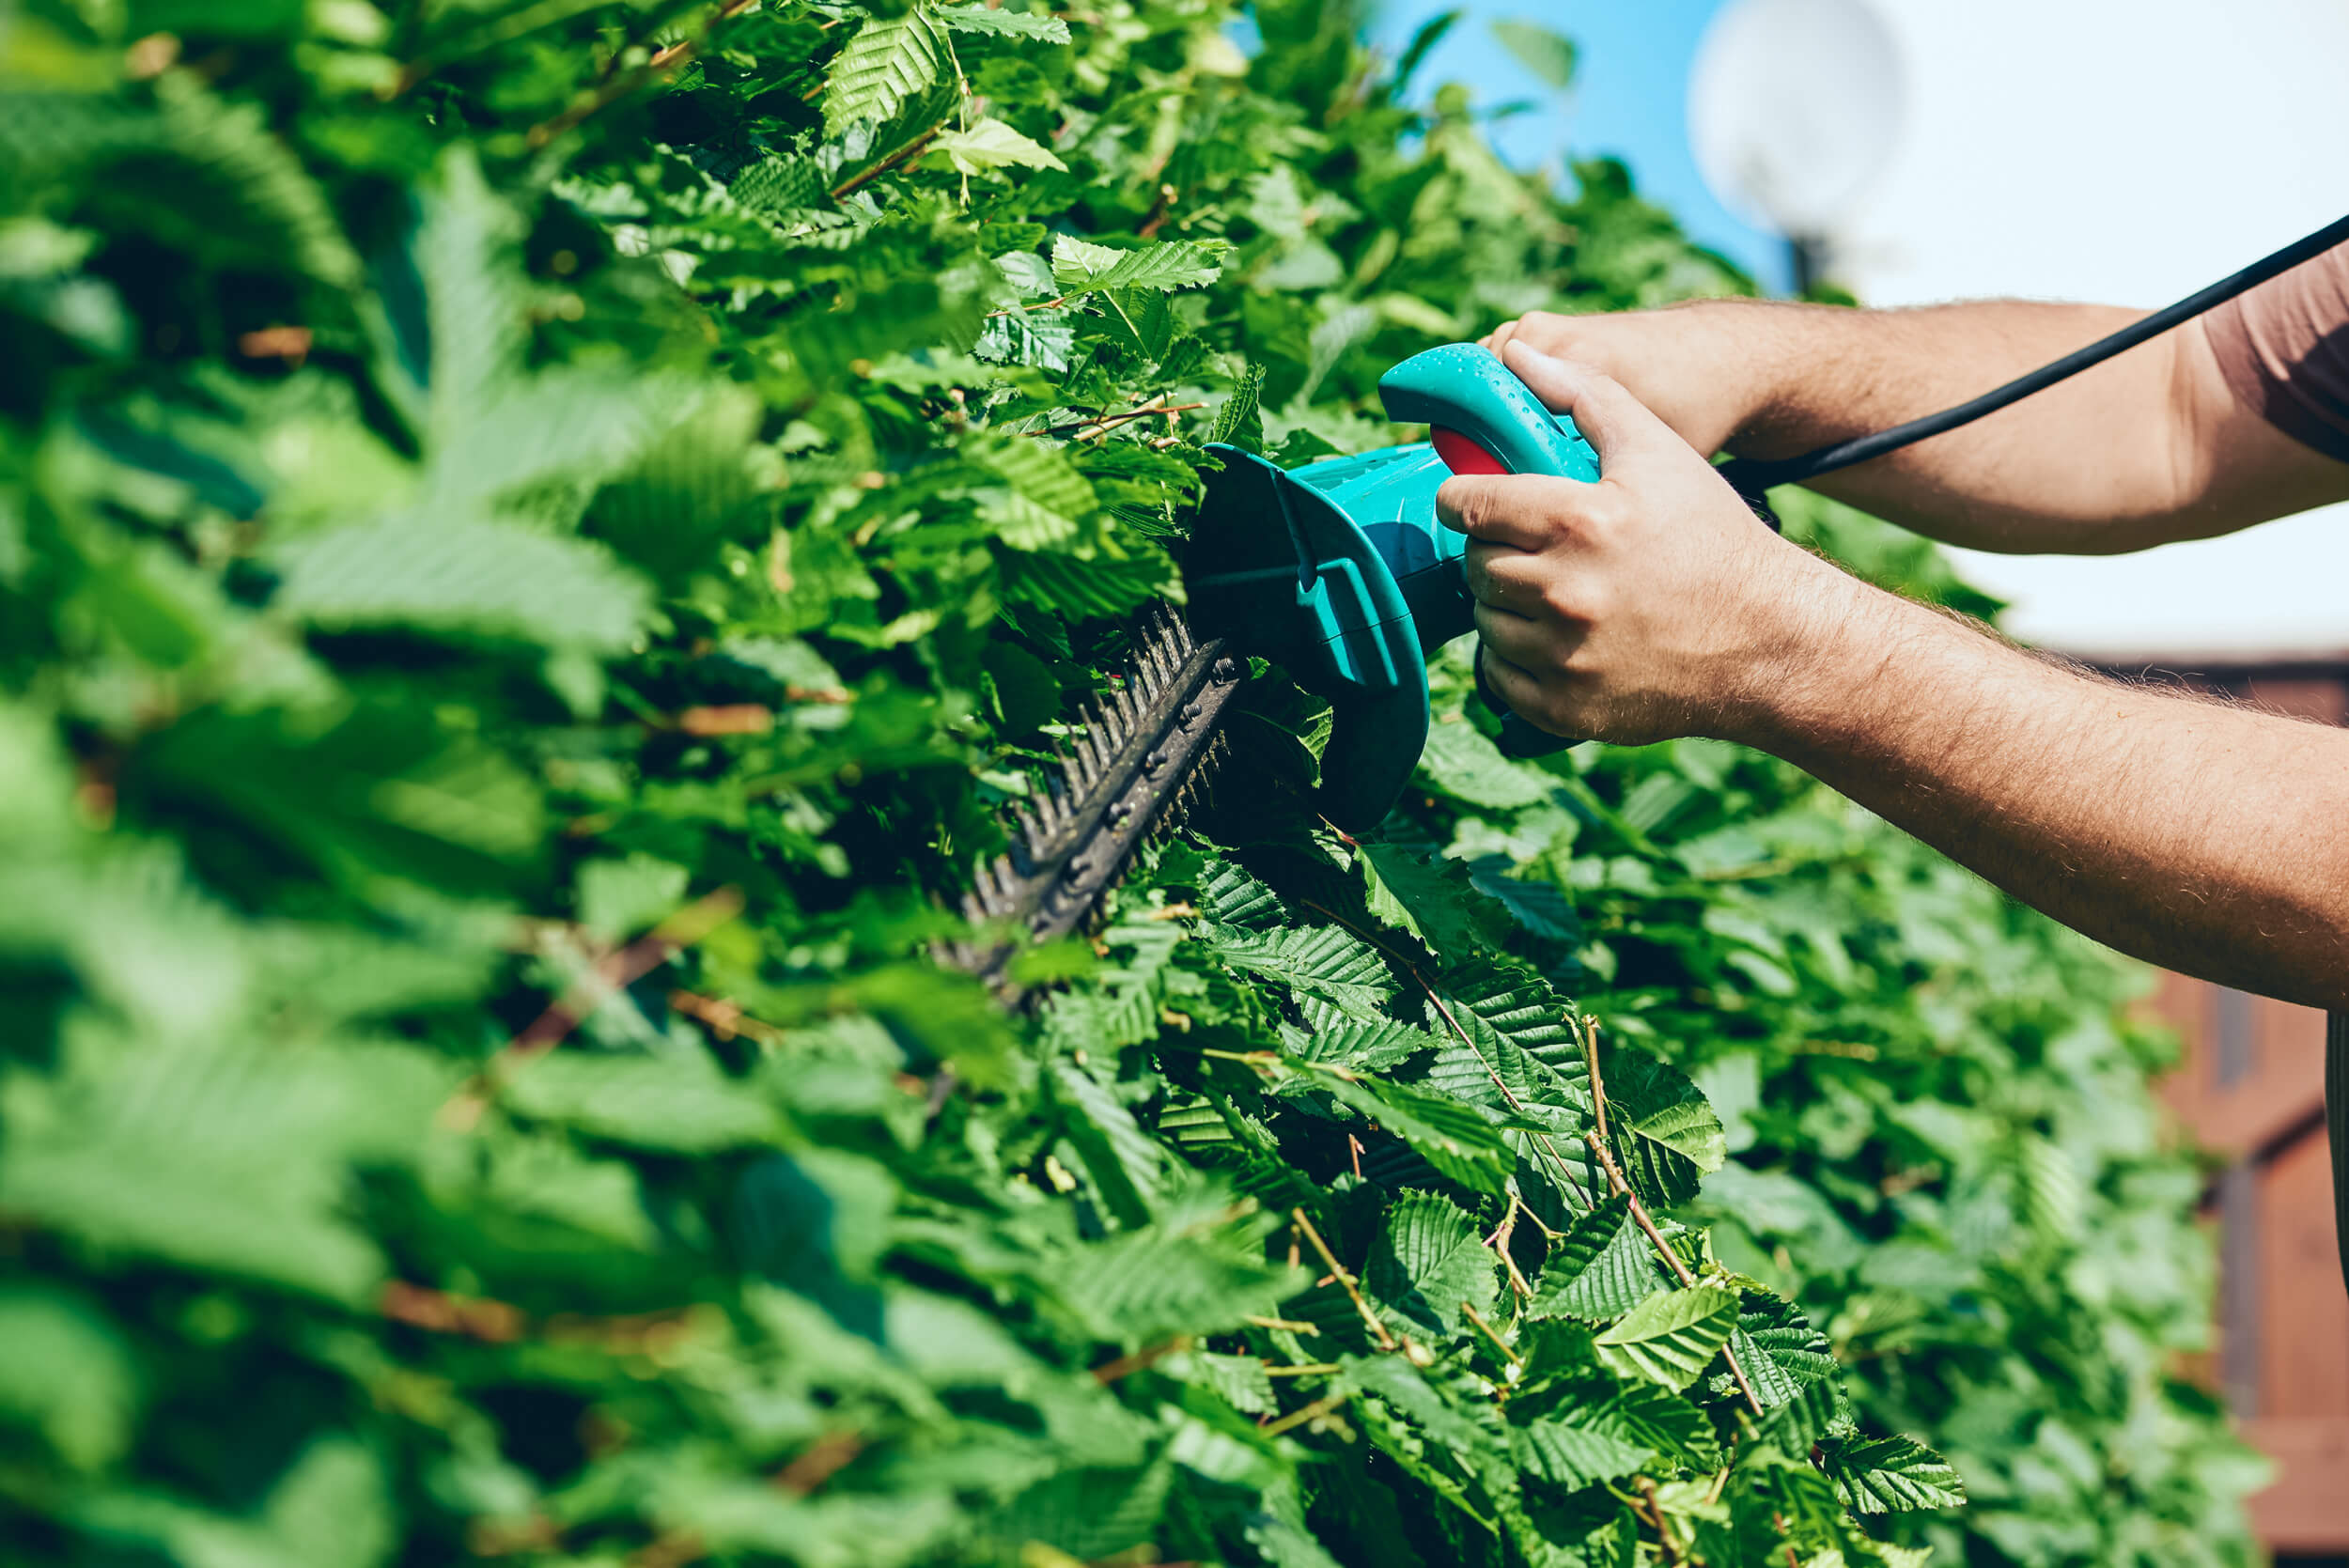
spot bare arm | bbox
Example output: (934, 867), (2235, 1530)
(1438, 346), (2349, 1007)
(1753, 577), (2349, 1007)
(1486, 299), (2349, 552)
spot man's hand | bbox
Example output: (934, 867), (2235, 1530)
(1435, 341), (1853, 746)
(1481, 303), (1781, 458)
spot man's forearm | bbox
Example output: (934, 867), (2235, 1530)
(1701, 298), (2210, 550)
(1743, 573), (2349, 1007)
(1509, 297), (2349, 553)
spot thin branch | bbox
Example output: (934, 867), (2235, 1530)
(1260, 1392), (1348, 1437)
(1486, 1198), (1537, 1300)
(773, 1431), (863, 1496)
(1291, 1207), (1396, 1352)
(669, 988), (786, 1045)
(1091, 1336), (1189, 1384)
(984, 293), (1078, 318)
(1637, 1477), (1684, 1566)
(1263, 1362), (1343, 1377)
(1460, 1300), (1522, 1367)
(442, 887), (745, 1129)
(1079, 400), (1203, 441)
(1583, 1129), (1765, 1419)
(1581, 1013), (1610, 1145)
(829, 123), (946, 200)
(521, 0), (758, 144)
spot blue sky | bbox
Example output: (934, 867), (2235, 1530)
(1363, 0), (1796, 294)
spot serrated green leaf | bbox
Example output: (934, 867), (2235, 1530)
(1491, 19), (1578, 88)
(1530, 1196), (1660, 1321)
(1599, 1047), (1724, 1208)
(0, 1286), (140, 1470)
(1733, 1293), (1840, 1408)
(935, 118), (1066, 176)
(1050, 235), (1230, 293)
(1321, 1074), (1514, 1195)
(272, 519), (650, 655)
(824, 8), (948, 134)
(1418, 719), (1553, 810)
(1055, 1227), (1299, 1343)
(1206, 923), (1395, 1018)
(1209, 365), (1267, 454)
(1281, 1017), (1438, 1072)
(732, 153), (830, 214)
(1343, 1354), (1512, 1480)
(1594, 1284), (1739, 1389)
(501, 1049), (782, 1153)
(1822, 1435), (1966, 1514)
(1749, 1373), (1840, 1458)
(1361, 840), (1515, 954)
(1363, 1188), (1495, 1338)
(938, 4), (1072, 40)
(1050, 1057), (1163, 1228)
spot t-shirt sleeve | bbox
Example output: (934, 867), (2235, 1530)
(2203, 239), (2349, 464)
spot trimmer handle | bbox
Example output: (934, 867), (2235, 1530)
(1377, 344), (1601, 758)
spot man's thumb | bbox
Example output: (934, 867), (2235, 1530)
(1499, 341), (1671, 466)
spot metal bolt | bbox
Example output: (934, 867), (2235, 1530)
(1211, 657), (1241, 683)
(1143, 749), (1168, 774)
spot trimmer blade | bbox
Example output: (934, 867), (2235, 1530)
(952, 604), (1244, 993)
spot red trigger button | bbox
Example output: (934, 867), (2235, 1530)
(1431, 426), (1507, 475)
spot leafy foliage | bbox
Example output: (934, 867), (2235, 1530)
(0, 2), (2258, 1567)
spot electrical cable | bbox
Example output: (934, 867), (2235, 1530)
(1715, 210), (2349, 496)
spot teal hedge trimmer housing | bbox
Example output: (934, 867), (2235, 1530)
(1189, 343), (1600, 831)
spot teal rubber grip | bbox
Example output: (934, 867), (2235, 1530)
(1377, 342), (1600, 482)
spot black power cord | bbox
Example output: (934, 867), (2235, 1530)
(1715, 210), (2349, 498)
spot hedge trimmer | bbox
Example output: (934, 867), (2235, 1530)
(955, 343), (1592, 983)
(959, 214), (2349, 991)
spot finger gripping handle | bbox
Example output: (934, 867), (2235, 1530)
(1378, 344), (1596, 759)
(1377, 343), (1601, 483)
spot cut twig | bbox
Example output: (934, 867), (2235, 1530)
(1291, 1208), (1396, 1352)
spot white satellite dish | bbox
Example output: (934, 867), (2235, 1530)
(1688, 0), (1906, 242)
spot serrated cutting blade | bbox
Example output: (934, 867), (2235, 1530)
(951, 603), (1244, 991)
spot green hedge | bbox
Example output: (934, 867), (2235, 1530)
(0, 2), (2261, 1564)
